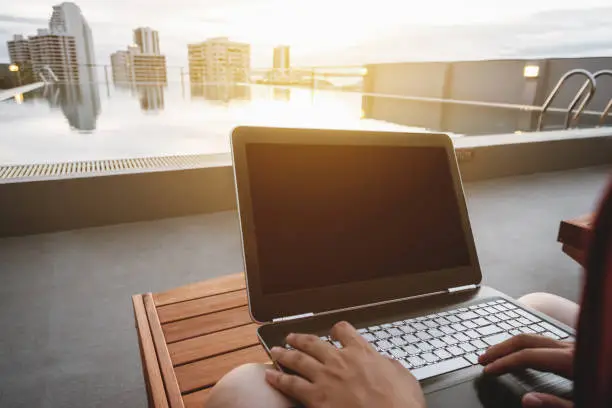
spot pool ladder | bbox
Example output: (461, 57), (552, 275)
(537, 69), (612, 130)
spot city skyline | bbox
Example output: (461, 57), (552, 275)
(1, 0), (612, 69)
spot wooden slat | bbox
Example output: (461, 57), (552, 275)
(175, 345), (270, 393)
(132, 295), (169, 408)
(558, 213), (594, 250)
(562, 244), (587, 267)
(169, 324), (259, 366)
(157, 290), (247, 324)
(154, 273), (246, 306)
(183, 388), (212, 408)
(162, 306), (253, 344)
(144, 294), (186, 408)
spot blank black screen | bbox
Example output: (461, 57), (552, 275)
(246, 143), (471, 295)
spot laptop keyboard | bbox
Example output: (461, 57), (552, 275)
(309, 298), (571, 381)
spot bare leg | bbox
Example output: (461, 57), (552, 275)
(206, 363), (295, 408)
(518, 292), (579, 329)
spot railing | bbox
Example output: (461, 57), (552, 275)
(537, 69), (597, 131)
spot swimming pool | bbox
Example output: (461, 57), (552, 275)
(0, 83), (430, 165)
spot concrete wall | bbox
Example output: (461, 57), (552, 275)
(364, 56), (612, 135)
(0, 130), (610, 237)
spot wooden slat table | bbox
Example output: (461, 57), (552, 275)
(132, 273), (269, 408)
(558, 213), (594, 267)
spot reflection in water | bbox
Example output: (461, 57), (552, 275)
(138, 86), (165, 111)
(273, 87), (291, 101)
(43, 83), (101, 132)
(190, 83), (251, 102)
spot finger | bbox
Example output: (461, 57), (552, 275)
(265, 369), (316, 405)
(479, 334), (567, 365)
(522, 393), (574, 408)
(330, 321), (369, 348)
(484, 348), (573, 378)
(270, 347), (323, 381)
(286, 333), (338, 363)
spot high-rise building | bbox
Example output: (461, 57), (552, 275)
(6, 34), (34, 84)
(188, 37), (251, 86)
(133, 27), (160, 55)
(132, 54), (167, 84)
(138, 86), (164, 111)
(273, 45), (290, 72)
(7, 35), (31, 63)
(111, 28), (167, 86)
(28, 31), (79, 83)
(49, 2), (97, 85)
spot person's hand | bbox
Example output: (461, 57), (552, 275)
(478, 334), (574, 408)
(265, 321), (426, 408)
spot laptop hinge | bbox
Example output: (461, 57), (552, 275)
(272, 312), (314, 323)
(447, 284), (479, 293)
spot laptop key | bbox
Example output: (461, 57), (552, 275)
(410, 357), (471, 381)
(459, 343), (476, 353)
(428, 328), (445, 338)
(399, 359), (413, 369)
(412, 322), (427, 331)
(390, 348), (408, 359)
(542, 331), (560, 340)
(462, 320), (478, 329)
(510, 329), (522, 336)
(361, 333), (376, 342)
(388, 328), (403, 337)
(538, 322), (569, 339)
(458, 311), (479, 320)
(403, 334), (419, 343)
(440, 326), (456, 335)
(381, 323), (393, 329)
(377, 340), (393, 350)
(403, 345), (421, 355)
(434, 349), (452, 360)
(529, 324), (545, 333)
(453, 333), (470, 342)
(505, 310), (520, 318)
(357, 328), (368, 334)
(517, 318), (532, 325)
(408, 356), (426, 367)
(516, 309), (540, 323)
(369, 325), (381, 331)
(465, 329), (480, 339)
(464, 353), (479, 365)
(473, 318), (490, 327)
(447, 346), (464, 356)
(441, 336), (458, 345)
(451, 323), (467, 331)
(435, 317), (451, 325)
(423, 320), (438, 328)
(483, 332), (512, 346)
(477, 325), (503, 336)
(446, 315), (460, 323)
(390, 336), (407, 347)
(400, 324), (415, 334)
(429, 339), (446, 349)
(520, 327), (536, 334)
(416, 332), (432, 341)
(475, 309), (489, 316)
(498, 322), (513, 331)
(422, 353), (439, 363)
(374, 331), (391, 339)
(470, 339), (488, 349)
(485, 315), (500, 323)
(416, 342), (433, 352)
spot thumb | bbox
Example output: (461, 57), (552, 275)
(522, 393), (573, 408)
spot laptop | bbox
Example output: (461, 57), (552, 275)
(231, 126), (574, 407)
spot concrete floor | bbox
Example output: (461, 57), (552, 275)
(0, 166), (609, 407)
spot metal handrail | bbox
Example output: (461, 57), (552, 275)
(600, 98), (612, 126)
(571, 70), (612, 127)
(537, 69), (596, 131)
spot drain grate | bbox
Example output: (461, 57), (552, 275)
(0, 154), (231, 181)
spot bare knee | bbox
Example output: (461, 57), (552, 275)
(518, 292), (579, 328)
(206, 363), (294, 408)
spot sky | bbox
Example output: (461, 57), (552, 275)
(1, 0), (612, 69)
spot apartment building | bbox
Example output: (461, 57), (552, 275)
(28, 29), (79, 83)
(188, 37), (250, 85)
(133, 27), (160, 55)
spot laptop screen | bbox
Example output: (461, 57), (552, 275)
(246, 143), (472, 295)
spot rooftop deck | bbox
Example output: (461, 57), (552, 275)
(0, 165), (610, 407)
